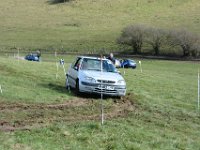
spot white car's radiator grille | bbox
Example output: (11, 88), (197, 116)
(94, 88), (117, 94)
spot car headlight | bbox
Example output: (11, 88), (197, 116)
(84, 76), (96, 83)
(118, 80), (125, 85)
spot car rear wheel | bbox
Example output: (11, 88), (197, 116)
(75, 79), (80, 95)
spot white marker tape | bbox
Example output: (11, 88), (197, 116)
(55, 51), (57, 57)
(56, 62), (59, 79)
(139, 61), (142, 73)
(0, 85), (2, 94)
(198, 69), (199, 110)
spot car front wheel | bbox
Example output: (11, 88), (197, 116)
(66, 75), (70, 90)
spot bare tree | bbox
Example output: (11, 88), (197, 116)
(168, 29), (199, 57)
(145, 27), (167, 55)
(117, 25), (146, 54)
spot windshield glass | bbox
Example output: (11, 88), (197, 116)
(129, 60), (136, 63)
(81, 58), (117, 73)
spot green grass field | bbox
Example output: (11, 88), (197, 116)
(0, 0), (200, 52)
(0, 55), (200, 149)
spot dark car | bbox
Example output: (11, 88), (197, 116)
(121, 59), (137, 69)
(25, 54), (39, 61)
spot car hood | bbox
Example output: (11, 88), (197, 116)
(80, 70), (124, 81)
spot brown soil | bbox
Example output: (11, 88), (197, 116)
(0, 94), (136, 132)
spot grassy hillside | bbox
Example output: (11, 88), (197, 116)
(0, 0), (200, 52)
(0, 56), (200, 149)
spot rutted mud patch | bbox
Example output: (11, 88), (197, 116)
(0, 98), (89, 111)
(0, 94), (136, 132)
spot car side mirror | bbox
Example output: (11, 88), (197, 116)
(74, 66), (78, 71)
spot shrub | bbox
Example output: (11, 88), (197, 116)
(117, 25), (146, 54)
(118, 25), (200, 58)
(190, 42), (200, 57)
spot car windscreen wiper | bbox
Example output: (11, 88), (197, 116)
(87, 68), (101, 71)
(107, 70), (117, 73)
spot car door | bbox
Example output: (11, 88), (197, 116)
(68, 57), (82, 88)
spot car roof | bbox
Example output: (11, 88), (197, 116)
(125, 59), (135, 61)
(77, 56), (108, 61)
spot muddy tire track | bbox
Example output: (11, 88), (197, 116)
(0, 98), (89, 111)
(0, 95), (136, 132)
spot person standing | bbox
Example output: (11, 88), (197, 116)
(107, 53), (115, 64)
(36, 50), (41, 59)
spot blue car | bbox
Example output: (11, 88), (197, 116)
(121, 59), (137, 69)
(25, 54), (39, 61)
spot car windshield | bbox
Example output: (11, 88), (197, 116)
(129, 60), (136, 63)
(81, 58), (117, 73)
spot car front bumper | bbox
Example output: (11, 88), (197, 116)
(80, 81), (126, 96)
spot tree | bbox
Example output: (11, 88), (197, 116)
(145, 27), (167, 55)
(168, 29), (199, 57)
(190, 41), (200, 57)
(117, 25), (146, 54)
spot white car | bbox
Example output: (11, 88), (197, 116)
(66, 56), (126, 96)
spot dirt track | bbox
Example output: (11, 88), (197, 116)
(0, 94), (136, 132)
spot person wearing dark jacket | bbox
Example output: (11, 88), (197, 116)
(107, 53), (115, 64)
